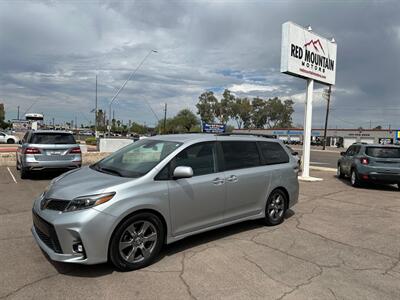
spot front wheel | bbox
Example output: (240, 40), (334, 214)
(7, 138), (14, 144)
(265, 189), (287, 226)
(109, 213), (164, 271)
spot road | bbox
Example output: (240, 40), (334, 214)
(292, 147), (341, 169)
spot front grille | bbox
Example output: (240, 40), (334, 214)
(32, 210), (63, 253)
(43, 199), (70, 211)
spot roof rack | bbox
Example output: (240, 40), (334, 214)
(216, 133), (277, 139)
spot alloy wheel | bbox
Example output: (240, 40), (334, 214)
(267, 193), (285, 222)
(118, 220), (158, 263)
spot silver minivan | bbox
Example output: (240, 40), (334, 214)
(32, 134), (299, 271)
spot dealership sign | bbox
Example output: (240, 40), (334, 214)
(281, 22), (337, 85)
(202, 123), (226, 133)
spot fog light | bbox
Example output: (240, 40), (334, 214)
(73, 243), (84, 253)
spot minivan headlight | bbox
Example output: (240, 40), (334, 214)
(65, 192), (116, 212)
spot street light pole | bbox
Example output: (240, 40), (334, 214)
(108, 49), (157, 136)
(322, 85), (331, 150)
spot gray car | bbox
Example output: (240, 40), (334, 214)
(31, 134), (299, 271)
(337, 143), (400, 188)
(17, 130), (82, 179)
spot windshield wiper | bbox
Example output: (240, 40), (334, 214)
(96, 166), (123, 177)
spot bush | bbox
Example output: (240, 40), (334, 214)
(85, 137), (97, 145)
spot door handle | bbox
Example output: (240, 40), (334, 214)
(212, 177), (225, 185)
(226, 175), (238, 183)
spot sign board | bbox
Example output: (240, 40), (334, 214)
(202, 123), (226, 133)
(281, 22), (337, 85)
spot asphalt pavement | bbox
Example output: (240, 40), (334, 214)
(1, 167), (400, 299)
(292, 147), (341, 169)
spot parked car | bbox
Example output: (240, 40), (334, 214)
(16, 130), (82, 179)
(31, 134), (299, 271)
(286, 145), (301, 171)
(0, 131), (19, 144)
(337, 143), (400, 189)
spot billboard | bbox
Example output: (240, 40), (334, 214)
(281, 22), (337, 85)
(202, 123), (226, 133)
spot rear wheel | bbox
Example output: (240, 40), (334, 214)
(7, 138), (14, 144)
(350, 169), (361, 187)
(337, 164), (345, 178)
(20, 167), (30, 179)
(109, 213), (164, 271)
(265, 189), (287, 226)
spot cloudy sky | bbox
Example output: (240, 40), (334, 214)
(1, 0), (400, 129)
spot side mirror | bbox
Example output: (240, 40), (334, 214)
(173, 166), (193, 179)
(291, 151), (299, 156)
(340, 151), (346, 156)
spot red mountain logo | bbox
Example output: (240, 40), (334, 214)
(304, 39), (325, 54)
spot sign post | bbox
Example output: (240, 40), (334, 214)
(281, 21), (337, 180)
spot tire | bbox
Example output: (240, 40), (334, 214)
(16, 159), (20, 171)
(337, 164), (345, 178)
(350, 169), (361, 187)
(109, 212), (164, 271)
(265, 189), (287, 226)
(7, 138), (14, 144)
(20, 167), (30, 179)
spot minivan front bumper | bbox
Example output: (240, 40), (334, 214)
(32, 198), (117, 265)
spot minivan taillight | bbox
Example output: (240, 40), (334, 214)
(69, 147), (81, 154)
(360, 157), (369, 165)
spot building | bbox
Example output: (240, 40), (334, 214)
(233, 128), (400, 148)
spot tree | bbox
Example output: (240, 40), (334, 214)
(174, 109), (199, 132)
(196, 91), (218, 123)
(264, 97), (294, 128)
(130, 122), (147, 134)
(216, 89), (235, 124)
(230, 97), (252, 129)
(251, 97), (268, 128)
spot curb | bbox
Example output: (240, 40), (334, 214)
(310, 166), (337, 172)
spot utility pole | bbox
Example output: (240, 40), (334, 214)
(322, 85), (331, 150)
(17, 106), (20, 120)
(52, 117), (55, 128)
(95, 75), (98, 136)
(163, 103), (167, 134)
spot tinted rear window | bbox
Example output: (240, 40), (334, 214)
(30, 133), (76, 144)
(366, 147), (400, 158)
(259, 142), (289, 165)
(222, 141), (260, 171)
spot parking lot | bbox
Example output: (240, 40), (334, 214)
(1, 167), (400, 299)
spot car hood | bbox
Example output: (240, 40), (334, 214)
(45, 166), (132, 200)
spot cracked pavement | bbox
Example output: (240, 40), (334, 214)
(1, 167), (400, 299)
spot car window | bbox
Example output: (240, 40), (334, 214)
(30, 133), (76, 144)
(346, 146), (355, 156)
(0, 133), (5, 137)
(93, 139), (182, 178)
(173, 142), (217, 176)
(222, 141), (260, 171)
(259, 142), (289, 165)
(22, 132), (29, 143)
(366, 147), (400, 158)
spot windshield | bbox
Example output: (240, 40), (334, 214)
(30, 133), (76, 144)
(91, 139), (182, 178)
(366, 147), (400, 158)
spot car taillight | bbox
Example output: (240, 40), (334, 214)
(69, 147), (81, 154)
(360, 157), (369, 165)
(24, 147), (41, 154)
